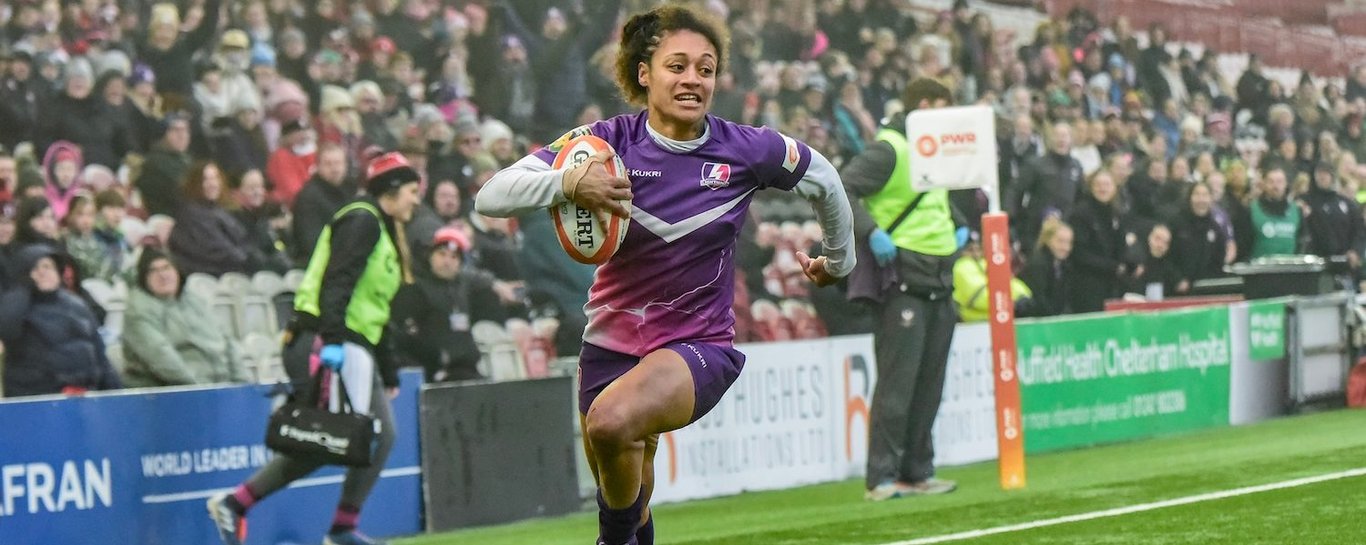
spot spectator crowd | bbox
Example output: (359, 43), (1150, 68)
(1, 0), (1364, 398)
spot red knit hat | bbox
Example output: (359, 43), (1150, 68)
(365, 152), (420, 195)
(431, 226), (470, 253)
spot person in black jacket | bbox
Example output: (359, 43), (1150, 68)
(1019, 217), (1073, 317)
(1126, 223), (1184, 297)
(291, 144), (355, 263)
(36, 58), (133, 170)
(1066, 170), (1127, 313)
(497, 0), (625, 143)
(169, 161), (256, 276)
(391, 227), (508, 382)
(8, 197), (107, 323)
(1299, 162), (1365, 273)
(0, 244), (122, 397)
(138, 114), (195, 218)
(0, 51), (46, 153)
(139, 0), (221, 100)
(1009, 121), (1085, 249)
(229, 169), (292, 274)
(1170, 182), (1233, 288)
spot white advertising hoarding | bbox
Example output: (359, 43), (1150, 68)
(651, 327), (998, 504)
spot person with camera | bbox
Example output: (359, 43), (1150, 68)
(207, 152), (422, 545)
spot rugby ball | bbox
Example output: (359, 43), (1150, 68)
(550, 134), (631, 264)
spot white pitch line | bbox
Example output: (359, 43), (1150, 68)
(883, 467), (1366, 545)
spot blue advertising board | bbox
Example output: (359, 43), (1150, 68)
(0, 371), (422, 544)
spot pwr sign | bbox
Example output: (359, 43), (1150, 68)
(906, 105), (998, 192)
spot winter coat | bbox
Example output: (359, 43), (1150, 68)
(120, 287), (248, 387)
(137, 146), (193, 218)
(1010, 151), (1085, 247)
(1170, 209), (1230, 284)
(137, 0), (221, 97)
(952, 255), (1032, 322)
(41, 141), (87, 220)
(36, 93), (133, 170)
(497, 0), (623, 141)
(0, 75), (45, 152)
(1300, 186), (1365, 258)
(66, 231), (116, 282)
(265, 147), (316, 208)
(1066, 195), (1126, 313)
(169, 200), (254, 276)
(1019, 247), (1071, 317)
(0, 245), (121, 397)
(291, 176), (357, 263)
(231, 204), (292, 274)
(391, 265), (506, 382)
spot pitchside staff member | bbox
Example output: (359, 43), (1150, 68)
(843, 78), (964, 501)
(207, 152), (422, 545)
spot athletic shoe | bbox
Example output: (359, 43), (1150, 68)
(206, 493), (246, 545)
(864, 481), (902, 501)
(324, 530), (388, 545)
(897, 478), (957, 496)
(865, 478), (957, 501)
(596, 538), (639, 545)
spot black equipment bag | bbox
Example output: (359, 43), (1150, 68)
(265, 369), (378, 467)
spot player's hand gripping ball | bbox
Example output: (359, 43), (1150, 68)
(551, 134), (632, 265)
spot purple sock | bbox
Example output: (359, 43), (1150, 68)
(635, 511), (654, 545)
(329, 504), (360, 534)
(596, 489), (644, 545)
(229, 485), (258, 515)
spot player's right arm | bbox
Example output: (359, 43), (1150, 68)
(473, 154), (567, 218)
(475, 131), (632, 218)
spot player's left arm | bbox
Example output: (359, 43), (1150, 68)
(759, 130), (855, 284)
(792, 148), (856, 284)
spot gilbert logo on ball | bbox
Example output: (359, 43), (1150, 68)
(550, 134), (631, 264)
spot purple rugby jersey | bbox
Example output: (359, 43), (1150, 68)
(533, 112), (813, 356)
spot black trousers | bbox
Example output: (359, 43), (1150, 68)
(864, 286), (957, 489)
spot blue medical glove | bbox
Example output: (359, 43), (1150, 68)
(320, 344), (345, 371)
(956, 226), (970, 249)
(869, 229), (897, 267)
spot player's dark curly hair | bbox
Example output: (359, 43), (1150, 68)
(614, 4), (730, 107)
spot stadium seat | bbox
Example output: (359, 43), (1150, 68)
(85, 278), (129, 339)
(504, 319), (538, 378)
(218, 272), (252, 298)
(82, 278), (116, 307)
(251, 271), (286, 298)
(105, 342), (126, 374)
(236, 293), (279, 338)
(118, 216), (148, 247)
(184, 274), (239, 338)
(282, 269), (305, 293)
(241, 333), (285, 383)
(752, 299), (795, 342)
(184, 273), (219, 302)
(102, 296), (127, 340)
(472, 320), (523, 381)
(781, 299), (828, 339)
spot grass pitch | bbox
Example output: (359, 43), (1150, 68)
(399, 409), (1366, 545)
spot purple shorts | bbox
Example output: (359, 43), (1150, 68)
(578, 341), (746, 424)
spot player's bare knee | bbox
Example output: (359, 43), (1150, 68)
(584, 403), (637, 449)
